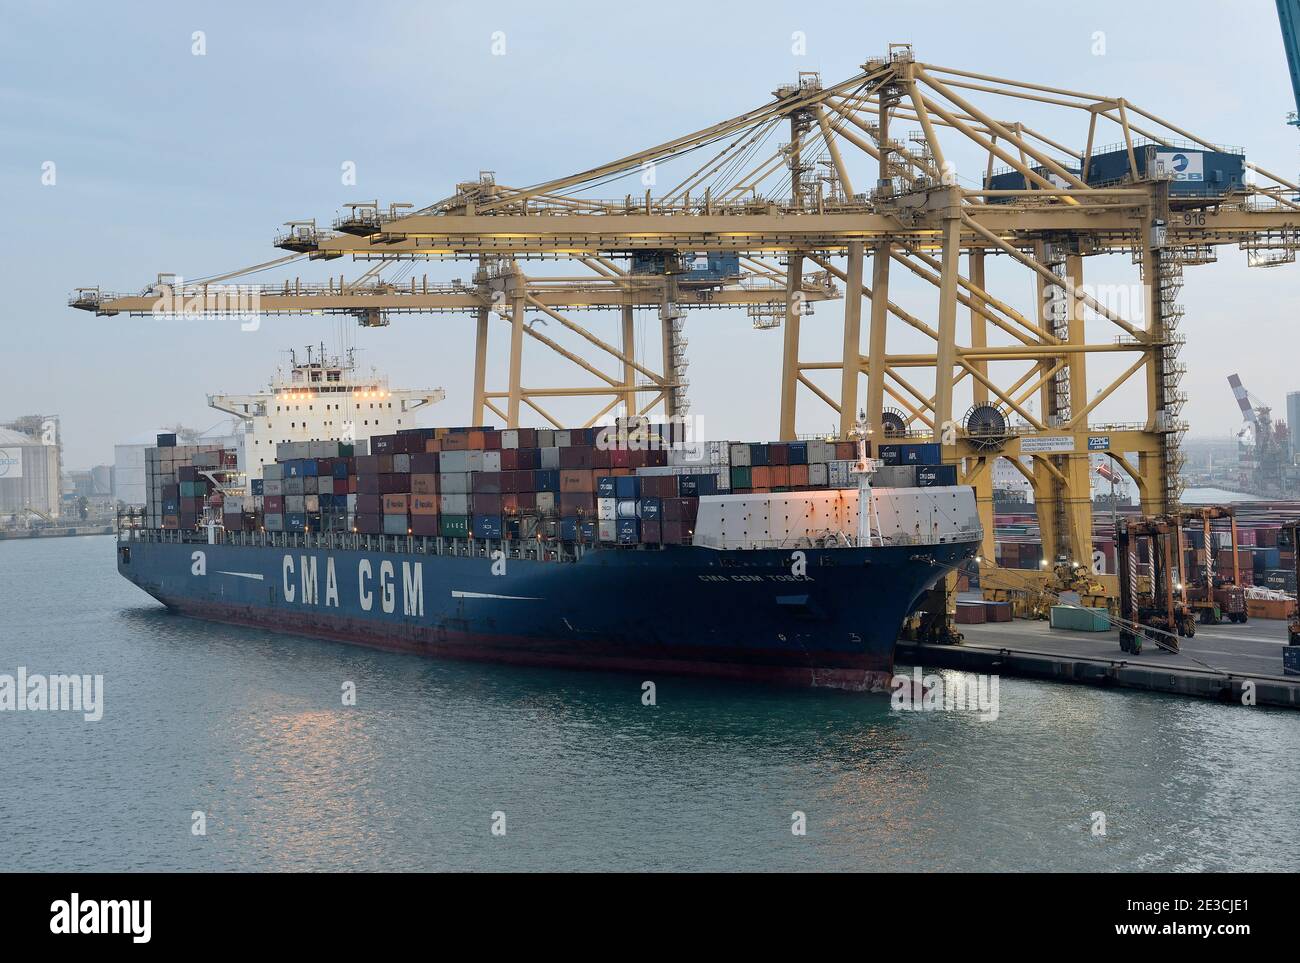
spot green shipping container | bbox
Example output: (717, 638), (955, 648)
(440, 514), (470, 538)
(1049, 605), (1110, 632)
(730, 466), (752, 489)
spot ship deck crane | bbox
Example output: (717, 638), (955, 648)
(74, 45), (1300, 604)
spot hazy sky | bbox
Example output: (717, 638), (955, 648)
(3, 0), (1299, 467)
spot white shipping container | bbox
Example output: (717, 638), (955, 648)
(808, 463), (828, 486)
(554, 431), (572, 448)
(440, 493), (470, 514)
(536, 429), (556, 448)
(482, 451), (502, 472)
(540, 447), (561, 470)
(439, 450), (485, 473)
(535, 491), (557, 513)
(598, 519), (618, 543)
(597, 498), (617, 521)
(729, 443), (752, 467)
(438, 472), (470, 493)
(501, 430), (519, 449)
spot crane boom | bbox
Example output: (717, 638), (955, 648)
(1278, 0), (1300, 123)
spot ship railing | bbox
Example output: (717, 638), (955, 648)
(123, 525), (592, 563)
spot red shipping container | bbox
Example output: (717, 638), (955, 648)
(410, 452), (439, 473)
(472, 472), (503, 494)
(641, 520), (662, 544)
(560, 492), (595, 515)
(502, 493), (520, 514)
(355, 455), (380, 474)
(500, 449), (519, 471)
(768, 444), (789, 466)
(662, 497), (699, 523)
(591, 447), (612, 469)
(472, 492), (503, 514)
(356, 493), (381, 514)
(411, 514), (440, 536)
(559, 446), (596, 470)
(482, 430), (501, 450)
(333, 478), (349, 496)
(560, 469), (594, 493)
(517, 428), (538, 449)
(609, 448), (630, 469)
(499, 471), (519, 494)
(515, 448), (541, 470)
(835, 442), (856, 460)
(354, 513), (382, 534)
(379, 474), (409, 494)
(264, 495), (285, 513)
(411, 473), (439, 495)
(515, 492), (537, 511)
(661, 520), (690, 544)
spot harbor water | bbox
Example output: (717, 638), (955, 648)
(2, 535), (1297, 872)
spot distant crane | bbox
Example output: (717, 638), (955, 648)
(1227, 373), (1289, 493)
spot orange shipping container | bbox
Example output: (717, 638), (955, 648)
(560, 469), (594, 493)
(424, 437), (442, 453)
(751, 466), (772, 488)
(382, 494), (410, 514)
(411, 473), (439, 495)
(770, 465), (790, 487)
(441, 433), (468, 452)
(788, 464), (809, 487)
(410, 494), (439, 515)
(467, 430), (486, 450)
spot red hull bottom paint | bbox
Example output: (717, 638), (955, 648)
(161, 596), (896, 692)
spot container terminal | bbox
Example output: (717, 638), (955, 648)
(70, 40), (1300, 702)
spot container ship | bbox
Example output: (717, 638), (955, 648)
(117, 422), (980, 690)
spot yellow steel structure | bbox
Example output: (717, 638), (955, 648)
(74, 46), (1300, 589)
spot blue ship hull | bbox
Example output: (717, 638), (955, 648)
(116, 536), (975, 690)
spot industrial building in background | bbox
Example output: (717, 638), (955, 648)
(0, 417), (62, 520)
(207, 344), (443, 475)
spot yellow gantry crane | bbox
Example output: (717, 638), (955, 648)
(73, 45), (1300, 595)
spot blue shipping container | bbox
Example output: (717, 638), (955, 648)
(616, 518), (640, 544)
(596, 476), (617, 498)
(901, 443), (942, 465)
(473, 514), (503, 539)
(615, 476), (640, 499)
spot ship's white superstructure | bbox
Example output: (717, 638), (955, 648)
(209, 345), (444, 472)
